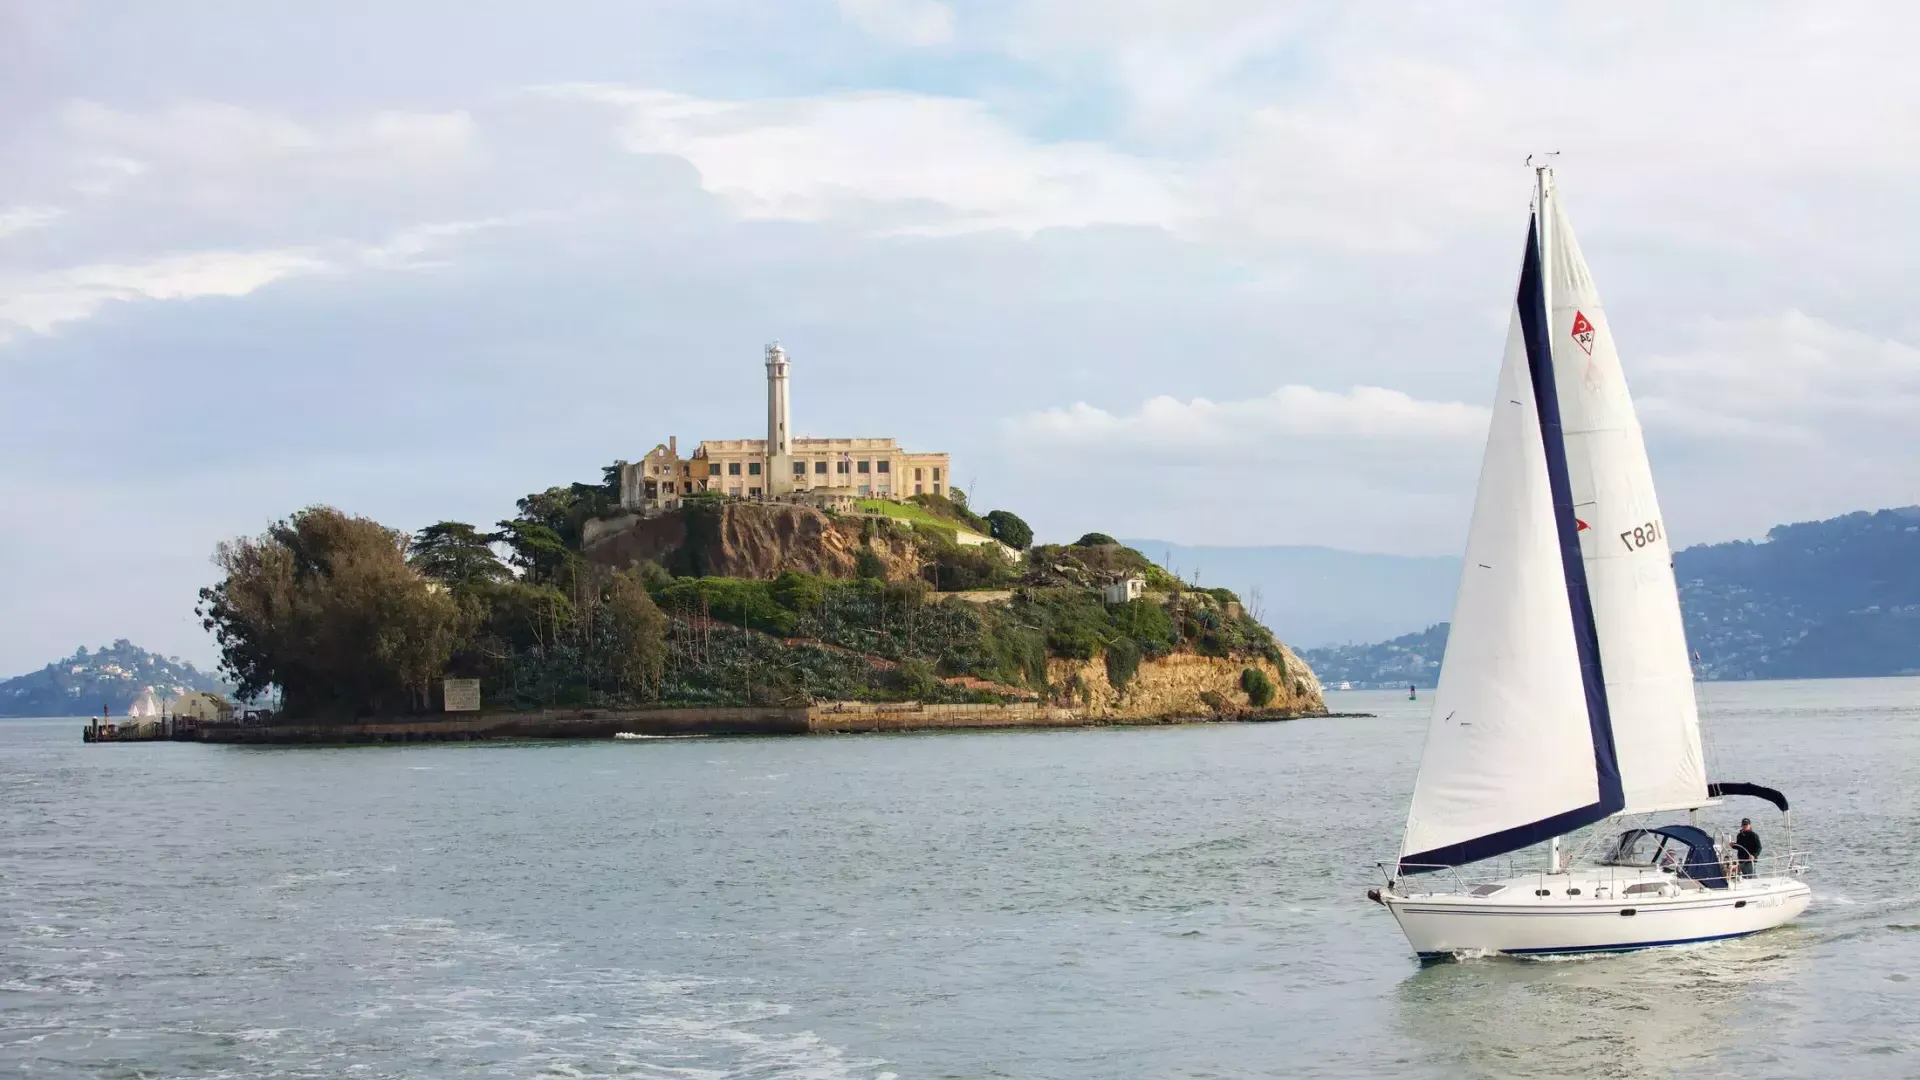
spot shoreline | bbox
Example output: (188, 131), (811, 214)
(173, 701), (1354, 745)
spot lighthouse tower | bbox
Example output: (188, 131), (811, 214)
(765, 342), (795, 495)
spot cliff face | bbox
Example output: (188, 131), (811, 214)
(1046, 648), (1325, 720)
(583, 504), (919, 580)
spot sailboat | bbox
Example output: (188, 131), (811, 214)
(1368, 166), (1810, 960)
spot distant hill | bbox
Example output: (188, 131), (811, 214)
(1300, 506), (1920, 686)
(0, 640), (232, 718)
(1120, 541), (1459, 648)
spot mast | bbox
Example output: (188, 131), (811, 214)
(1536, 162), (1560, 876)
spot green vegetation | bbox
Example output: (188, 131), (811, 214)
(1074, 532), (1118, 547)
(198, 468), (1295, 718)
(1241, 666), (1275, 707)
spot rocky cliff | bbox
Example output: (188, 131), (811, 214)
(583, 503), (920, 581)
(1047, 649), (1323, 720)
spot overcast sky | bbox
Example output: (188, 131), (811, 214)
(4, 1), (1918, 673)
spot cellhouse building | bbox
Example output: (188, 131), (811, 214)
(617, 343), (952, 514)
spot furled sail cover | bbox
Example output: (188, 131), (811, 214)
(1540, 185), (1709, 816)
(1398, 215), (1623, 874)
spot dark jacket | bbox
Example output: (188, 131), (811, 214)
(1734, 828), (1763, 858)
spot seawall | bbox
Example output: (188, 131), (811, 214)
(188, 700), (1330, 744)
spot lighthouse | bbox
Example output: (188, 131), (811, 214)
(765, 342), (795, 495)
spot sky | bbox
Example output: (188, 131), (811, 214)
(3, 1), (1918, 673)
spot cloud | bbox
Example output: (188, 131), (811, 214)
(0, 219), (498, 340)
(1639, 311), (1920, 442)
(836, 0), (955, 46)
(57, 101), (480, 190)
(0, 248), (332, 339)
(540, 85), (1178, 235)
(1008, 384), (1488, 456)
(0, 206), (64, 237)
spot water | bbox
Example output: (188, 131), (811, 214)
(4, 678), (1917, 1078)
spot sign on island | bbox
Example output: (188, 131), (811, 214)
(442, 678), (481, 712)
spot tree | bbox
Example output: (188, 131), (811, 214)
(409, 521), (510, 588)
(197, 506), (461, 718)
(492, 518), (577, 585)
(602, 572), (667, 700)
(985, 510), (1034, 550)
(1074, 532), (1118, 547)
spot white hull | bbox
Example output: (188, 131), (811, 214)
(1382, 868), (1810, 960)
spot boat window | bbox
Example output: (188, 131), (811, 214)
(1603, 830), (1667, 867)
(1623, 882), (1669, 896)
(1470, 884), (1506, 897)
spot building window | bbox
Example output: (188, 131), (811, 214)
(876, 461), (890, 474)
(793, 461), (806, 475)
(914, 468), (924, 481)
(915, 484), (924, 495)
(837, 460), (850, 474)
(664, 482), (675, 494)
(814, 460), (827, 474)
(858, 484), (871, 496)
(749, 486), (761, 497)
(933, 482), (942, 495)
(729, 462), (742, 476)
(857, 460), (870, 474)
(933, 467), (942, 482)
(729, 486), (742, 497)
(748, 461), (761, 476)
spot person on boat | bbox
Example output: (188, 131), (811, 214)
(1733, 818), (1763, 877)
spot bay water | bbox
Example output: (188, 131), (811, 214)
(3, 678), (1916, 1078)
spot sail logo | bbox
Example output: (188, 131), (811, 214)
(1571, 311), (1596, 355)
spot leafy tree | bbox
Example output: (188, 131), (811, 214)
(985, 510), (1034, 550)
(1104, 637), (1141, 692)
(854, 548), (886, 581)
(409, 521), (509, 588)
(1241, 666), (1276, 707)
(1074, 532), (1118, 547)
(602, 572), (667, 699)
(197, 506), (461, 718)
(492, 518), (576, 585)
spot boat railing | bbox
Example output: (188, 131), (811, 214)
(1379, 850), (1809, 895)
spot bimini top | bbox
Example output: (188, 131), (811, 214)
(1607, 825), (1728, 890)
(1707, 782), (1789, 813)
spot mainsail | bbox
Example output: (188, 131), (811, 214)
(1398, 168), (1709, 873)
(1397, 209), (1622, 874)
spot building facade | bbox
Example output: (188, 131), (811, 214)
(617, 344), (951, 514)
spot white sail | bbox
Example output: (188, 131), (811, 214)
(1539, 181), (1709, 815)
(1398, 250), (1613, 870)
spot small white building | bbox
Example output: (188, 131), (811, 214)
(170, 691), (236, 723)
(1103, 576), (1146, 604)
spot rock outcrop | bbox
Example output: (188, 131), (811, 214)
(583, 503), (919, 581)
(1046, 648), (1324, 720)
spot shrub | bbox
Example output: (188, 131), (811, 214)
(1104, 637), (1141, 692)
(1048, 624), (1103, 660)
(854, 548), (886, 580)
(1199, 690), (1229, 715)
(771, 570), (827, 613)
(1074, 532), (1118, 547)
(895, 657), (939, 700)
(1241, 666), (1275, 707)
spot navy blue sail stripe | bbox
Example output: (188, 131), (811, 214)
(1399, 214), (1624, 875)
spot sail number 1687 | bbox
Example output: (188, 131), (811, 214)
(1620, 519), (1662, 552)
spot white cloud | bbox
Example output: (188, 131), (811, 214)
(58, 101), (480, 189)
(0, 206), (63, 237)
(1008, 384), (1488, 454)
(836, 0), (955, 46)
(541, 85), (1178, 235)
(0, 219), (497, 340)
(1639, 311), (1920, 442)
(0, 248), (332, 338)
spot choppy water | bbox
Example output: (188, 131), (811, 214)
(3, 678), (1917, 1078)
